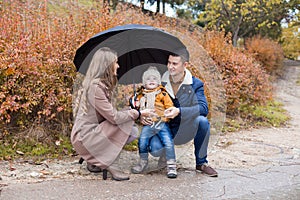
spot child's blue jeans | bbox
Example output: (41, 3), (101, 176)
(138, 122), (175, 161)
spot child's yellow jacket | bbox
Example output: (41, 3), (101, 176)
(136, 85), (173, 122)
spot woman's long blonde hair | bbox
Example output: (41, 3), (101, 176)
(73, 47), (118, 118)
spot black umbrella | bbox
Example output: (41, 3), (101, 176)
(73, 24), (187, 84)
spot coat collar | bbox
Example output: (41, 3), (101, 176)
(142, 85), (165, 93)
(161, 69), (193, 98)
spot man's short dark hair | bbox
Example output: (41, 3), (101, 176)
(170, 48), (189, 63)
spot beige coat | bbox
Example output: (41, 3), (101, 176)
(71, 81), (139, 169)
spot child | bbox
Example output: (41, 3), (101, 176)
(131, 66), (177, 178)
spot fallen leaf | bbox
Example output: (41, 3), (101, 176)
(16, 150), (25, 155)
(55, 140), (61, 146)
(9, 166), (16, 171)
(40, 170), (51, 175)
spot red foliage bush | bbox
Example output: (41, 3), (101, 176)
(0, 1), (174, 135)
(245, 35), (284, 76)
(0, 1), (81, 132)
(0, 1), (276, 138)
(200, 31), (273, 117)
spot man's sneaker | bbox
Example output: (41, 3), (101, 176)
(131, 159), (148, 174)
(196, 163), (218, 177)
(167, 160), (177, 179)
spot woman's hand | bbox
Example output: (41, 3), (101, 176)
(139, 109), (156, 126)
(164, 107), (180, 119)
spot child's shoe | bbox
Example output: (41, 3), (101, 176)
(167, 159), (177, 178)
(131, 159), (148, 174)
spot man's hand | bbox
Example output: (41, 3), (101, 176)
(164, 107), (180, 119)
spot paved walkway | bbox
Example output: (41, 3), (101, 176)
(1, 60), (300, 199)
(1, 160), (299, 199)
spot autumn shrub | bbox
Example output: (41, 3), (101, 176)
(0, 0), (284, 158)
(0, 2), (145, 130)
(0, 0), (114, 157)
(0, 1), (206, 158)
(200, 31), (273, 118)
(0, 2), (88, 148)
(0, 1), (205, 128)
(245, 35), (284, 76)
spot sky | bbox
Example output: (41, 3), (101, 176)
(126, 0), (177, 17)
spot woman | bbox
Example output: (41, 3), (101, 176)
(71, 47), (153, 181)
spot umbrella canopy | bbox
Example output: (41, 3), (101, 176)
(73, 24), (187, 84)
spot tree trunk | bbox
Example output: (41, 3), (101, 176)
(156, 0), (161, 13)
(103, 0), (110, 5)
(232, 30), (239, 47)
(141, 0), (145, 11)
(162, 0), (165, 14)
(103, 0), (110, 6)
(232, 16), (243, 47)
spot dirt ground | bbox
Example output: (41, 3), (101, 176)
(1, 60), (300, 185)
(207, 59), (300, 170)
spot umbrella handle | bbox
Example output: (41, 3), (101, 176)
(129, 83), (140, 109)
(129, 94), (139, 109)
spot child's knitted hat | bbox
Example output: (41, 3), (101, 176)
(142, 66), (161, 86)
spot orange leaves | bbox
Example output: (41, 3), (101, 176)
(245, 35), (284, 76)
(199, 30), (273, 117)
(0, 1), (277, 134)
(5, 68), (15, 76)
(0, 1), (77, 128)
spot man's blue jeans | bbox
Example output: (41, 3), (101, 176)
(149, 116), (210, 165)
(139, 122), (176, 161)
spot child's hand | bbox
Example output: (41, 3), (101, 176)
(140, 109), (157, 126)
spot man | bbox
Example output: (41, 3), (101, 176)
(142, 48), (218, 177)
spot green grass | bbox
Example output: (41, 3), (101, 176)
(222, 118), (243, 132)
(0, 135), (74, 161)
(47, 0), (97, 14)
(251, 100), (290, 127)
(222, 100), (290, 132)
(297, 74), (300, 85)
(124, 139), (138, 151)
